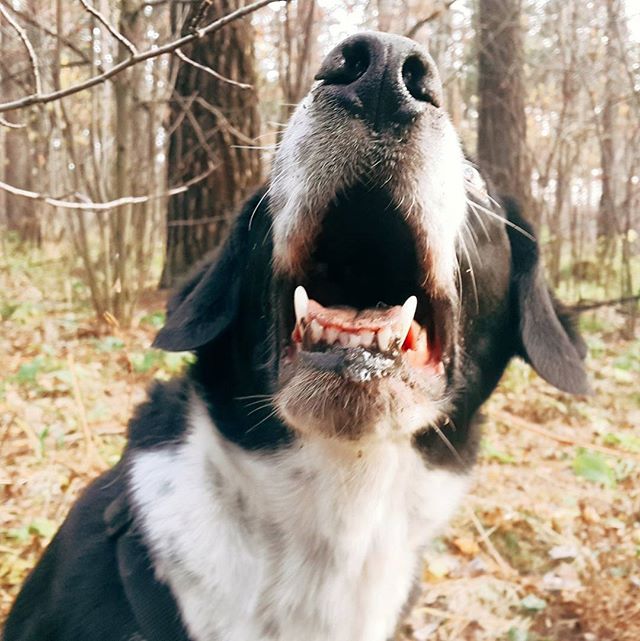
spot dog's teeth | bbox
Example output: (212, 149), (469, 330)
(325, 327), (339, 344)
(416, 328), (428, 354)
(377, 327), (391, 351)
(359, 331), (374, 348)
(310, 319), (323, 343)
(399, 296), (417, 345)
(339, 331), (351, 347)
(348, 333), (360, 348)
(294, 286), (309, 323)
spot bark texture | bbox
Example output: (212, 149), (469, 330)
(160, 0), (262, 288)
(477, 0), (535, 220)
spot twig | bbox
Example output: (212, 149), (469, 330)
(144, 0), (198, 6)
(0, 2), (42, 95)
(175, 49), (252, 89)
(493, 409), (640, 464)
(3, 5), (103, 72)
(0, 162), (217, 210)
(15, 417), (42, 459)
(0, 0), (287, 114)
(193, 96), (258, 143)
(419, 605), (469, 622)
(0, 116), (26, 129)
(66, 353), (101, 466)
(167, 215), (225, 227)
(405, 0), (458, 39)
(182, 0), (213, 35)
(79, 0), (138, 55)
(573, 293), (640, 311)
(465, 506), (516, 578)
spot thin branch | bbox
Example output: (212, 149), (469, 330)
(2, 4), (102, 71)
(0, 163), (217, 211)
(0, 2), (42, 95)
(143, 0), (197, 6)
(405, 0), (458, 39)
(175, 48), (252, 89)
(79, 0), (138, 55)
(465, 506), (515, 578)
(0, 115), (26, 129)
(167, 215), (225, 227)
(193, 96), (258, 144)
(493, 409), (640, 464)
(573, 293), (640, 312)
(0, 0), (287, 114)
(182, 0), (213, 36)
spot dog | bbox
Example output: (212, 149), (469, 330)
(3, 32), (589, 641)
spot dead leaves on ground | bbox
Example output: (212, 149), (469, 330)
(1, 245), (639, 639)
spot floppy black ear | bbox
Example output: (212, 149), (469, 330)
(153, 192), (260, 352)
(504, 197), (590, 395)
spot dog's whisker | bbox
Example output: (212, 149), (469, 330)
(467, 197), (535, 241)
(458, 234), (479, 313)
(249, 184), (272, 231)
(464, 200), (491, 242)
(231, 144), (279, 151)
(431, 418), (464, 467)
(246, 407), (280, 433)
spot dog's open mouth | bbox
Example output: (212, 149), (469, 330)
(281, 184), (452, 382)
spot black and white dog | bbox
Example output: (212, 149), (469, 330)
(4, 32), (589, 641)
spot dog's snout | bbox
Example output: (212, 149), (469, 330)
(315, 32), (442, 128)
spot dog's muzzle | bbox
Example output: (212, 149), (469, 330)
(270, 32), (467, 439)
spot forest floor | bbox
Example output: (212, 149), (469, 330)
(1, 242), (639, 640)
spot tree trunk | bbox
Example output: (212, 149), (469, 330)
(476, 0), (535, 221)
(596, 0), (619, 242)
(2, 0), (42, 245)
(279, 0), (317, 124)
(159, 0), (262, 289)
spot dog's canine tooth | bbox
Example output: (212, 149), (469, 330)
(294, 286), (309, 324)
(377, 327), (392, 352)
(310, 319), (323, 343)
(399, 296), (417, 345)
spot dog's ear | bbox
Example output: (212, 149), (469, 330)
(504, 197), (590, 395)
(153, 190), (264, 352)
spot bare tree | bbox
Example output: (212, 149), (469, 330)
(477, 0), (535, 220)
(596, 0), (621, 243)
(159, 0), (263, 288)
(278, 0), (318, 122)
(1, 0), (42, 244)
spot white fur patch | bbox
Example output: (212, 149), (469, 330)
(130, 397), (468, 641)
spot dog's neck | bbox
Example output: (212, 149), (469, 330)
(129, 394), (468, 641)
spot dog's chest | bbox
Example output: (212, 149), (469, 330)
(130, 409), (467, 641)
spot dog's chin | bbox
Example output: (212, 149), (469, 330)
(276, 346), (448, 441)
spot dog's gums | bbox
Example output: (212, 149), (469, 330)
(291, 288), (439, 372)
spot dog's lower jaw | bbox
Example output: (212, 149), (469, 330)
(129, 394), (469, 641)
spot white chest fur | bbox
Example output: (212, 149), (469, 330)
(129, 400), (468, 641)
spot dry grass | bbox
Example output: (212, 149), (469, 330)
(1, 242), (639, 640)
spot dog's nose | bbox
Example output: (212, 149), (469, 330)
(315, 32), (442, 129)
